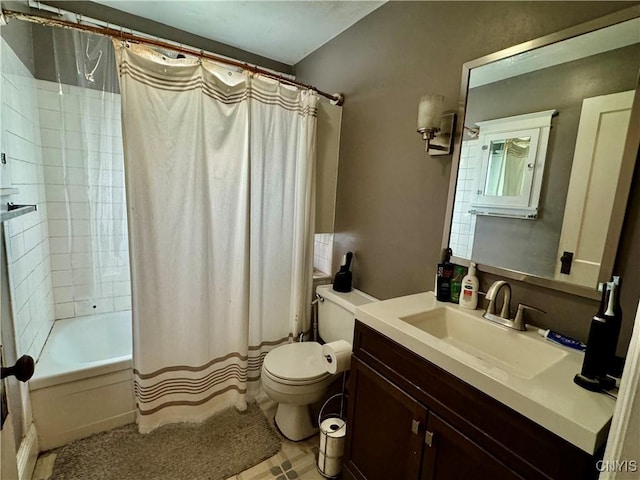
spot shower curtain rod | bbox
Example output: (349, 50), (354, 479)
(1, 8), (345, 106)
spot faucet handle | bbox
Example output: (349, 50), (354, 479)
(517, 304), (546, 315)
(514, 304), (546, 330)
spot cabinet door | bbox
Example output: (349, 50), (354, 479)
(421, 413), (524, 480)
(344, 357), (428, 480)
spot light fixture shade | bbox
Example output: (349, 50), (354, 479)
(417, 94), (445, 130)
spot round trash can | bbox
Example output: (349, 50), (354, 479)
(317, 393), (347, 478)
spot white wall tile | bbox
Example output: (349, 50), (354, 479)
(40, 128), (63, 149)
(2, 38), (55, 360)
(41, 147), (64, 166)
(114, 295), (131, 311)
(113, 281), (131, 297)
(51, 269), (73, 287)
(48, 219), (70, 237)
(96, 282), (114, 298)
(70, 252), (92, 269)
(313, 233), (333, 274)
(36, 89), (62, 111)
(54, 302), (74, 319)
(53, 286), (73, 303)
(50, 253), (71, 271)
(72, 268), (92, 286)
(38, 80), (130, 320)
(48, 236), (70, 254)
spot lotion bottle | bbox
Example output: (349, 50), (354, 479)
(459, 262), (479, 310)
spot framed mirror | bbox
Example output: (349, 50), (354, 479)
(443, 6), (640, 299)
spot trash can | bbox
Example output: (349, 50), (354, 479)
(317, 393), (347, 478)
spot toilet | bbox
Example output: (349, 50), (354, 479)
(261, 284), (378, 441)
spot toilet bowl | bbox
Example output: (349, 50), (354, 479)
(261, 285), (378, 441)
(262, 342), (333, 441)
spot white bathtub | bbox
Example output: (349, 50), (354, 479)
(30, 311), (136, 450)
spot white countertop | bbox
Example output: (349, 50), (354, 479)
(355, 292), (615, 454)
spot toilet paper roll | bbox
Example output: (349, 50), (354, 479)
(319, 418), (346, 457)
(318, 451), (343, 477)
(322, 340), (352, 374)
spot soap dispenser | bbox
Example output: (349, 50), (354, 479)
(459, 262), (479, 310)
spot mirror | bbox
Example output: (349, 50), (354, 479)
(445, 8), (640, 298)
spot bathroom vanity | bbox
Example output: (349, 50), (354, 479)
(343, 294), (614, 480)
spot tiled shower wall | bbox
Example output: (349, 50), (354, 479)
(313, 233), (333, 275)
(1, 38), (55, 359)
(449, 140), (480, 259)
(37, 80), (131, 319)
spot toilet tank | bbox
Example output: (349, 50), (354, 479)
(316, 284), (378, 344)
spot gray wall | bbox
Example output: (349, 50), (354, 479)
(33, 24), (120, 93)
(294, 1), (639, 355)
(469, 45), (640, 278)
(1, 1), (35, 74)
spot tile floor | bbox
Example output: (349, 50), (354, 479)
(31, 395), (330, 480)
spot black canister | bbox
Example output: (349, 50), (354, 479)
(574, 280), (620, 391)
(333, 252), (353, 293)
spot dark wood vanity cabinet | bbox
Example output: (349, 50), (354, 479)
(346, 358), (427, 479)
(343, 321), (601, 480)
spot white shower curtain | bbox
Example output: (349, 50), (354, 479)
(115, 42), (316, 432)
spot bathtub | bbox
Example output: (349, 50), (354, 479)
(29, 311), (136, 451)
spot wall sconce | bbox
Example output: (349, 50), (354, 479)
(417, 94), (456, 156)
(464, 125), (480, 138)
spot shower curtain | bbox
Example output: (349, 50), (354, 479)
(44, 27), (130, 320)
(115, 42), (317, 432)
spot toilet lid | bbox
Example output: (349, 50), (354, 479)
(263, 342), (329, 382)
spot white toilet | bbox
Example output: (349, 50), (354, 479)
(261, 284), (378, 441)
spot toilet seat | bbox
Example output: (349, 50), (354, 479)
(262, 342), (330, 386)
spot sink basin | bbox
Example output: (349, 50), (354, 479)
(400, 307), (567, 379)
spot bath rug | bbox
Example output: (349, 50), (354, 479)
(49, 402), (281, 480)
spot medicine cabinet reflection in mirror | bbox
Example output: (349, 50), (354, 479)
(470, 110), (555, 219)
(444, 7), (640, 298)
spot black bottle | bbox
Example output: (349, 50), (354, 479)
(333, 252), (353, 293)
(601, 276), (622, 379)
(574, 282), (610, 391)
(436, 248), (454, 302)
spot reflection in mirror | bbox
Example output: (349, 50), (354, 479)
(485, 138), (530, 197)
(448, 14), (639, 295)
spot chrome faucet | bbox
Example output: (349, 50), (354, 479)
(483, 281), (521, 330)
(485, 281), (511, 318)
(483, 281), (545, 331)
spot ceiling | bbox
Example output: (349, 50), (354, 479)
(92, 1), (385, 65)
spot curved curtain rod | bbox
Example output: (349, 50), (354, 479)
(1, 8), (345, 106)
